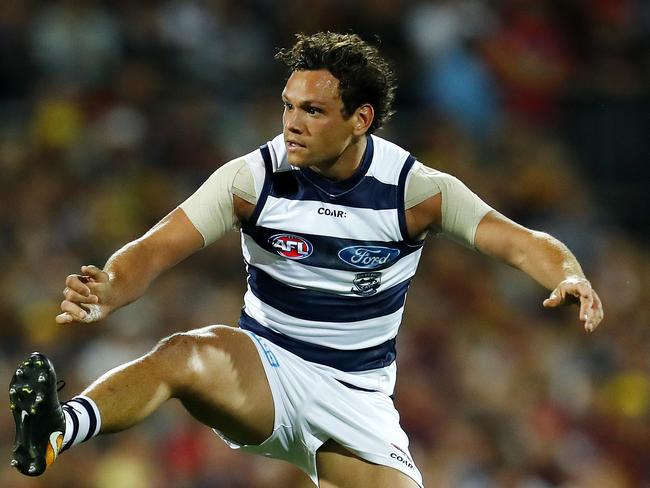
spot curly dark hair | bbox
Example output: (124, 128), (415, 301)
(275, 32), (397, 133)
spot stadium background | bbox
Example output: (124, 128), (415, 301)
(1, 1), (649, 486)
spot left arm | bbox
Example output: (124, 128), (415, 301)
(404, 163), (603, 332)
(474, 210), (603, 332)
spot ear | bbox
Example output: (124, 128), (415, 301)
(352, 104), (374, 136)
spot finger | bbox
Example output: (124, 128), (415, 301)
(81, 265), (109, 282)
(566, 283), (594, 331)
(63, 286), (98, 304)
(578, 294), (595, 331)
(589, 292), (604, 330)
(543, 289), (563, 308)
(582, 308), (594, 333)
(60, 300), (87, 322)
(56, 312), (74, 324)
(65, 274), (92, 296)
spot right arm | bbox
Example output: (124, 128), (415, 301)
(57, 156), (257, 324)
(57, 208), (204, 323)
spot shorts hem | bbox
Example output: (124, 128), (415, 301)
(212, 329), (286, 449)
(350, 451), (424, 488)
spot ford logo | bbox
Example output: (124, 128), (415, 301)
(338, 246), (400, 269)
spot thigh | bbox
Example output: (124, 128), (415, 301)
(317, 440), (420, 488)
(169, 325), (275, 446)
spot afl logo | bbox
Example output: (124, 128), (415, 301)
(269, 234), (313, 260)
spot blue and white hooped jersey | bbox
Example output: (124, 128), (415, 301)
(239, 134), (425, 395)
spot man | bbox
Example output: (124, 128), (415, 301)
(10, 32), (603, 488)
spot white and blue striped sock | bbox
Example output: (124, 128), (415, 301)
(60, 396), (101, 452)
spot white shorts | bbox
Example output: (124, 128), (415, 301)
(213, 330), (424, 487)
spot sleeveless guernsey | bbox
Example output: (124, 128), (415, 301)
(238, 134), (424, 395)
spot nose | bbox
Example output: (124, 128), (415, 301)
(284, 109), (302, 135)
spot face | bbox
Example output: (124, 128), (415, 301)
(282, 70), (367, 170)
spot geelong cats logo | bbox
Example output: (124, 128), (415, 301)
(351, 272), (381, 296)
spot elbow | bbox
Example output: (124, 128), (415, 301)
(516, 230), (567, 274)
(110, 238), (159, 282)
(510, 230), (553, 270)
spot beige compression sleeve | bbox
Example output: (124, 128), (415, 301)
(181, 158), (490, 248)
(179, 157), (257, 247)
(405, 162), (493, 248)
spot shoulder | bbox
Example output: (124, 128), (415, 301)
(371, 134), (410, 160)
(408, 161), (460, 186)
(367, 135), (414, 185)
(403, 161), (493, 246)
(235, 134), (291, 197)
(258, 134), (292, 173)
(405, 161), (460, 209)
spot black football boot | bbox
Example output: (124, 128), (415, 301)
(9, 352), (65, 476)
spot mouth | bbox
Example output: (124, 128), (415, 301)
(286, 140), (306, 151)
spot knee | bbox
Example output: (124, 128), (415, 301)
(153, 331), (198, 357)
(147, 326), (243, 394)
(147, 331), (209, 388)
(149, 326), (235, 369)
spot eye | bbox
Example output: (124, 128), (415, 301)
(306, 106), (320, 116)
(283, 101), (293, 110)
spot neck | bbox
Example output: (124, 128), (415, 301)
(310, 136), (368, 181)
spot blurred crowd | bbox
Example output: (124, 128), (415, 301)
(1, 0), (649, 487)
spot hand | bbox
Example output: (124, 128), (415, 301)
(543, 277), (604, 332)
(56, 265), (111, 324)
